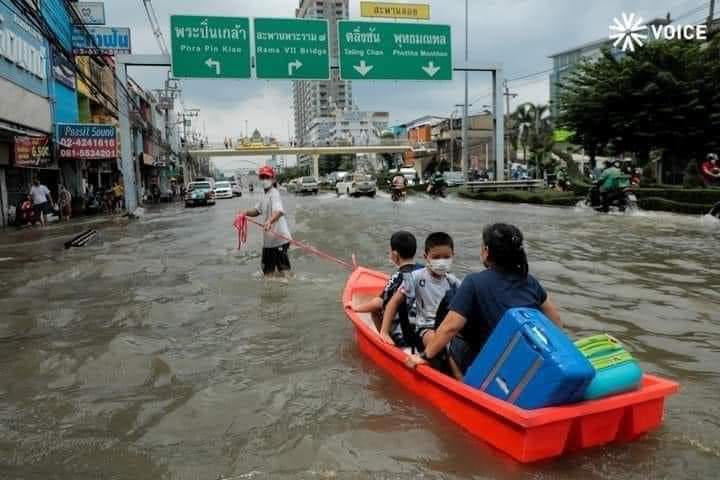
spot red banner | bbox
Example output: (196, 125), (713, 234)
(14, 136), (53, 168)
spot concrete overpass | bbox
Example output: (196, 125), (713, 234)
(187, 144), (413, 178)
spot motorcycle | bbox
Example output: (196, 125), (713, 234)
(13, 197), (37, 227)
(427, 181), (447, 199)
(586, 184), (637, 213)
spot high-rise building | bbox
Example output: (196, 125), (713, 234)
(293, 0), (353, 146)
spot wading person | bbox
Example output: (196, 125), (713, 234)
(406, 223), (562, 377)
(58, 184), (72, 222)
(240, 166), (292, 277)
(30, 179), (52, 227)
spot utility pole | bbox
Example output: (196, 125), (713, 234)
(503, 80), (518, 166)
(461, 0), (470, 179)
(710, 0), (716, 25)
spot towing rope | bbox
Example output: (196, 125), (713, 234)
(234, 213), (357, 271)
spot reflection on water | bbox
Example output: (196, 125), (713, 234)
(0, 195), (718, 479)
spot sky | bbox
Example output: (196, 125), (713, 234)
(104, 0), (713, 171)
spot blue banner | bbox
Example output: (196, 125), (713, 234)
(72, 26), (131, 55)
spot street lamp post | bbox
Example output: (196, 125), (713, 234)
(461, 0), (470, 179)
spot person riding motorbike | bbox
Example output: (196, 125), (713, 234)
(427, 171), (447, 198)
(701, 153), (720, 187)
(595, 161), (630, 211)
(391, 173), (407, 201)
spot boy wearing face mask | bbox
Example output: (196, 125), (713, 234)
(381, 232), (460, 352)
(241, 166), (292, 276)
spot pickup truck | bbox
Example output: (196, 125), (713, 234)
(336, 173), (377, 198)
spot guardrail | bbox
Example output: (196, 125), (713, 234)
(464, 179), (545, 192)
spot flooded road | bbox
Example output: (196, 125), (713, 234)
(0, 193), (719, 479)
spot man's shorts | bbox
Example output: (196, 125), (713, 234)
(261, 243), (291, 274)
(33, 202), (50, 216)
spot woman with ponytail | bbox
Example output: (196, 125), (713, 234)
(407, 223), (562, 376)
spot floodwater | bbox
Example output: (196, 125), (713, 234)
(0, 192), (718, 479)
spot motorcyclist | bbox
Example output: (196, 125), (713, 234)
(701, 153), (720, 187)
(597, 161), (626, 209)
(427, 171), (447, 196)
(391, 173), (407, 200)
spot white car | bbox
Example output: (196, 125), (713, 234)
(296, 176), (320, 195)
(336, 173), (377, 197)
(214, 181), (233, 199)
(231, 182), (243, 197)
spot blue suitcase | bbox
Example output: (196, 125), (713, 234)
(464, 308), (595, 409)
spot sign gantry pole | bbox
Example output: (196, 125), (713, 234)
(116, 54), (171, 215)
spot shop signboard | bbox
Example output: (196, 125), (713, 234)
(14, 136), (53, 168)
(72, 27), (131, 55)
(0, 2), (49, 96)
(57, 123), (117, 159)
(72, 2), (106, 25)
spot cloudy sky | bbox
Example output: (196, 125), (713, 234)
(104, 0), (712, 170)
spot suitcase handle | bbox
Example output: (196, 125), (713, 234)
(575, 334), (623, 358)
(521, 323), (554, 353)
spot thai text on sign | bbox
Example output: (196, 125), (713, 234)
(360, 2), (430, 20)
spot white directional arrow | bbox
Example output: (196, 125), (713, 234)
(205, 58), (221, 75)
(422, 61), (441, 77)
(288, 59), (303, 76)
(353, 60), (374, 77)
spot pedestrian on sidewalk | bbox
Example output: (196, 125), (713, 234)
(240, 166), (292, 277)
(59, 184), (72, 222)
(112, 181), (124, 213)
(30, 178), (53, 227)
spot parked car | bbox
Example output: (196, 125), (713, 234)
(231, 182), (243, 197)
(296, 176), (320, 195)
(214, 181), (234, 199)
(185, 181), (216, 207)
(336, 173), (377, 197)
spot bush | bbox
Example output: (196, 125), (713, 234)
(458, 188), (579, 206)
(638, 197), (713, 215)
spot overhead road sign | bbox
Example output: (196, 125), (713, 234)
(360, 2), (430, 20)
(338, 21), (451, 81)
(170, 16), (251, 79)
(254, 18), (330, 80)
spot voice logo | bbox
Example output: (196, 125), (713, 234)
(609, 13), (708, 52)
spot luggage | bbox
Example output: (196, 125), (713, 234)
(464, 308), (595, 409)
(575, 334), (642, 400)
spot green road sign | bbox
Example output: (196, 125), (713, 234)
(171, 16), (251, 79)
(254, 18), (330, 80)
(338, 21), (452, 81)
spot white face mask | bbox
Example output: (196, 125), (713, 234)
(262, 179), (273, 189)
(428, 258), (452, 275)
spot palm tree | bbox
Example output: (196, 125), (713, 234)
(512, 103), (534, 164)
(512, 103), (555, 177)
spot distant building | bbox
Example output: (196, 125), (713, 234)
(293, 0), (352, 146)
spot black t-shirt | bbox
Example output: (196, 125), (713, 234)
(449, 269), (548, 351)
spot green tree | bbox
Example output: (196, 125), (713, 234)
(559, 37), (720, 179)
(512, 103), (555, 177)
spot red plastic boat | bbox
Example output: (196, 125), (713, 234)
(343, 267), (679, 463)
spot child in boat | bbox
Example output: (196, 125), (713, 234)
(352, 231), (421, 341)
(381, 232), (461, 353)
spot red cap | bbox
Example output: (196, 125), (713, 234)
(258, 166), (275, 178)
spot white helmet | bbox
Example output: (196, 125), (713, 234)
(708, 153), (719, 162)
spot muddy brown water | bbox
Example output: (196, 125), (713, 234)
(0, 193), (718, 479)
